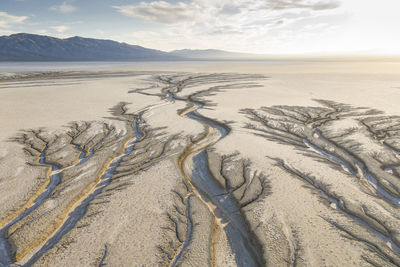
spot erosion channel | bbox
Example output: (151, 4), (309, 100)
(158, 76), (264, 266)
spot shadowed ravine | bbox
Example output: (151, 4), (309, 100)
(159, 77), (264, 266)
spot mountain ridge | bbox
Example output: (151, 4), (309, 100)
(0, 33), (180, 61)
(0, 33), (263, 61)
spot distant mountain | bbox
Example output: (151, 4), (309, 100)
(0, 33), (180, 61)
(170, 49), (260, 60)
(0, 33), (265, 61)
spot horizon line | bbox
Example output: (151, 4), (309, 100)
(2, 32), (400, 58)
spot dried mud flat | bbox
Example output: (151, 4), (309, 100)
(0, 65), (400, 267)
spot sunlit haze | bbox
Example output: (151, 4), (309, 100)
(1, 0), (400, 55)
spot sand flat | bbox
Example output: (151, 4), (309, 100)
(1, 61), (400, 266)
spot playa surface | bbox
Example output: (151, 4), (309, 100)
(1, 61), (400, 266)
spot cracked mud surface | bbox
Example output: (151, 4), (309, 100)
(242, 101), (400, 266)
(1, 63), (400, 266)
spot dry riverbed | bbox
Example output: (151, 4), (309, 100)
(0, 62), (400, 266)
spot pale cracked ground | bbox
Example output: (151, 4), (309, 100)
(0, 61), (400, 266)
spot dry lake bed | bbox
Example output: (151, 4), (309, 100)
(1, 61), (400, 266)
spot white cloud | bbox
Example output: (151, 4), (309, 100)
(259, 0), (340, 10)
(51, 25), (70, 33)
(0, 11), (28, 28)
(113, 0), (340, 24)
(114, 0), (343, 53)
(35, 29), (50, 35)
(0, 29), (17, 35)
(113, 1), (194, 24)
(50, 2), (77, 14)
(96, 29), (106, 35)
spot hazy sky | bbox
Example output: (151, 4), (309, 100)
(1, 0), (399, 54)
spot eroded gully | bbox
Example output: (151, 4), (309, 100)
(19, 116), (144, 266)
(0, 116), (143, 267)
(162, 80), (264, 266)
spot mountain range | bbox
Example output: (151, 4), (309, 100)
(0, 33), (259, 61)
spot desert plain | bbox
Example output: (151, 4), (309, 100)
(0, 61), (400, 266)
